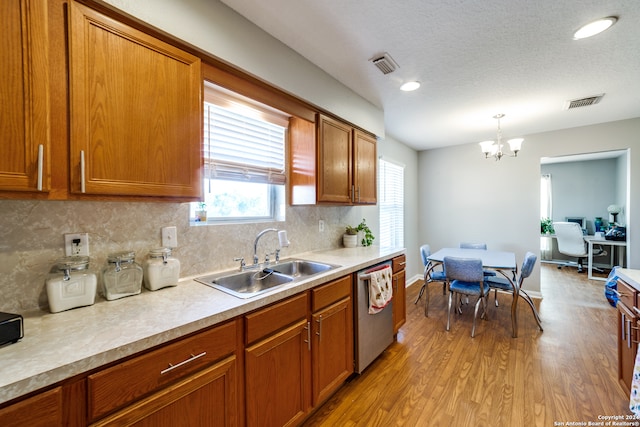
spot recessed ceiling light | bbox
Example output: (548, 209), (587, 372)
(400, 81), (420, 91)
(573, 16), (617, 40)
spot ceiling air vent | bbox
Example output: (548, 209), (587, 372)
(370, 53), (399, 75)
(564, 94), (605, 110)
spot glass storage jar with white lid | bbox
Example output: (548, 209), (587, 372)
(46, 256), (97, 313)
(143, 247), (180, 291)
(102, 251), (143, 300)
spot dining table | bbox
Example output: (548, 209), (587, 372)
(426, 247), (542, 338)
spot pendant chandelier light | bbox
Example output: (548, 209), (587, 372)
(479, 114), (524, 161)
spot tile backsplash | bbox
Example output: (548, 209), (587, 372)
(0, 200), (368, 313)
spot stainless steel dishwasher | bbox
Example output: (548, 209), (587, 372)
(354, 260), (394, 373)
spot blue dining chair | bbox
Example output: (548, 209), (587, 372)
(485, 251), (543, 334)
(444, 256), (490, 337)
(415, 244), (447, 317)
(459, 242), (496, 278)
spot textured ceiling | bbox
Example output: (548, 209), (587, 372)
(220, 0), (640, 151)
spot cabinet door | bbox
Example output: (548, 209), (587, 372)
(0, 0), (51, 193)
(91, 357), (237, 427)
(245, 319), (311, 427)
(392, 269), (406, 333)
(353, 130), (377, 204)
(618, 302), (638, 394)
(312, 297), (353, 405)
(68, 2), (202, 198)
(317, 115), (352, 203)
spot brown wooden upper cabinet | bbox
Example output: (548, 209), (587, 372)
(0, 0), (51, 194)
(290, 114), (377, 205)
(67, 1), (202, 199)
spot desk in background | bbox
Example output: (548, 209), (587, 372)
(583, 236), (626, 281)
(540, 234), (626, 281)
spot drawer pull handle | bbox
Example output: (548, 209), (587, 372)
(633, 306), (640, 316)
(160, 352), (207, 375)
(37, 144), (43, 191)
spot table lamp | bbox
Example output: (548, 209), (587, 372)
(608, 204), (622, 224)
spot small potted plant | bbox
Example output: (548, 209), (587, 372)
(540, 217), (554, 235)
(195, 202), (207, 222)
(343, 225), (359, 248)
(343, 219), (375, 247)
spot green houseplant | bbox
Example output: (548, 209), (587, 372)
(195, 202), (207, 222)
(541, 217), (554, 235)
(343, 219), (375, 247)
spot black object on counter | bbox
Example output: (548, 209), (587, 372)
(0, 312), (23, 346)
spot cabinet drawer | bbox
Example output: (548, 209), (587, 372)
(312, 275), (351, 312)
(245, 292), (308, 345)
(0, 387), (62, 427)
(392, 255), (406, 272)
(618, 279), (637, 309)
(88, 320), (237, 421)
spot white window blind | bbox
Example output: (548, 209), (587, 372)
(379, 158), (404, 248)
(203, 83), (288, 185)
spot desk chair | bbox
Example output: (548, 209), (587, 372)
(553, 222), (606, 273)
(415, 244), (447, 317)
(444, 256), (489, 337)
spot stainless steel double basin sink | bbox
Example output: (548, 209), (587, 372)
(195, 259), (339, 298)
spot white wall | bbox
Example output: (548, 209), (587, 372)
(419, 117), (640, 295)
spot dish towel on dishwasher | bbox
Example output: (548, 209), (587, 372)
(368, 267), (393, 314)
(630, 346), (640, 416)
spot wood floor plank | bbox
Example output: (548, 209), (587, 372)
(302, 264), (631, 426)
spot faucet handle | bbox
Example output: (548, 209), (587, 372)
(233, 257), (245, 270)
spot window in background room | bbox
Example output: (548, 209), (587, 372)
(192, 82), (289, 223)
(540, 173), (553, 257)
(379, 158), (404, 247)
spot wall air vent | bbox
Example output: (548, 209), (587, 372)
(564, 94), (605, 110)
(370, 53), (399, 75)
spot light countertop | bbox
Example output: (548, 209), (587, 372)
(617, 268), (640, 290)
(0, 246), (404, 404)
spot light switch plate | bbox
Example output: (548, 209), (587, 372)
(162, 226), (178, 248)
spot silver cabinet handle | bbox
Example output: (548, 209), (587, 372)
(316, 316), (323, 342)
(80, 150), (86, 193)
(37, 144), (43, 191)
(304, 321), (311, 351)
(160, 351), (207, 375)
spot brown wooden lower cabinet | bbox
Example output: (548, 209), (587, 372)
(392, 255), (407, 333)
(617, 278), (639, 394)
(245, 319), (311, 427)
(90, 356), (237, 427)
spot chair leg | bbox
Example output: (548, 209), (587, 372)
(494, 289), (499, 307)
(424, 285), (431, 317)
(471, 297), (483, 337)
(520, 290), (543, 331)
(414, 282), (426, 304)
(446, 292), (453, 331)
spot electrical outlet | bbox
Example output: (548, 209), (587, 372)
(319, 220), (325, 232)
(162, 226), (178, 248)
(64, 233), (89, 256)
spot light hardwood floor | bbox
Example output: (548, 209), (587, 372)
(303, 264), (630, 426)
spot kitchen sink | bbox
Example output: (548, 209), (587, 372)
(196, 259), (339, 298)
(270, 259), (335, 278)
(196, 269), (293, 299)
